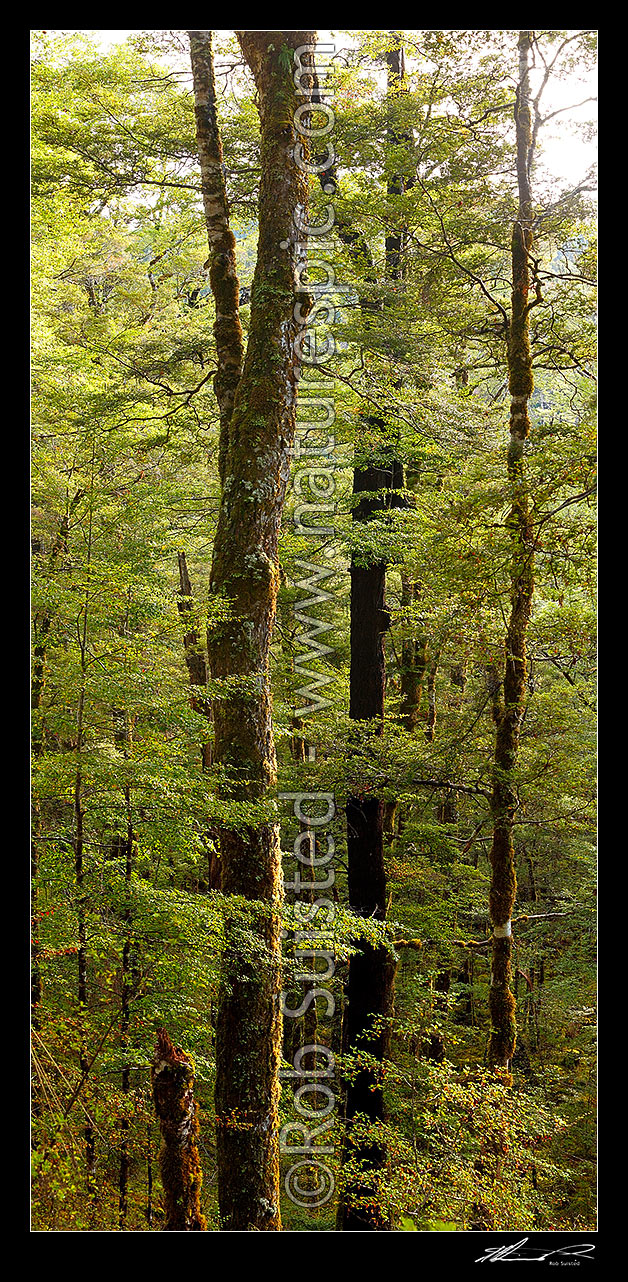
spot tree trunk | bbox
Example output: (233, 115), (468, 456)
(196, 29), (315, 1231)
(487, 30), (536, 1071)
(177, 551), (213, 768)
(117, 822), (134, 1229)
(116, 595), (137, 1229)
(188, 30), (244, 485)
(399, 570), (428, 731)
(336, 37), (409, 1231)
(32, 488), (84, 747)
(73, 448), (97, 1197)
(176, 550), (220, 887)
(424, 646), (441, 742)
(151, 1028), (206, 1231)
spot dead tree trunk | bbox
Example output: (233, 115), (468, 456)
(151, 1028), (207, 1231)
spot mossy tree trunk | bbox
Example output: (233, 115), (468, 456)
(151, 1028), (207, 1231)
(188, 29), (244, 485)
(195, 29), (315, 1232)
(487, 30), (536, 1071)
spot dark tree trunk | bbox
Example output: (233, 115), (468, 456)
(336, 37), (410, 1232)
(72, 452), (97, 1197)
(74, 751), (96, 1193)
(177, 550), (212, 756)
(338, 458), (399, 1230)
(338, 853), (397, 1223)
(117, 835), (133, 1228)
(424, 647), (441, 742)
(399, 570), (428, 732)
(117, 806), (137, 1226)
(146, 1125), (154, 1228)
(31, 489), (84, 737)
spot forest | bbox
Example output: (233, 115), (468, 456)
(30, 29), (597, 1234)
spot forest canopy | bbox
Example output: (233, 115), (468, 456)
(30, 28), (597, 1234)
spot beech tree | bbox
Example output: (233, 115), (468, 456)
(485, 30), (537, 1071)
(190, 28), (315, 1232)
(30, 28), (596, 1234)
(483, 28), (595, 1072)
(333, 34), (408, 1232)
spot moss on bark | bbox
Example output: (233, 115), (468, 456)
(204, 30), (316, 1232)
(151, 1028), (207, 1231)
(488, 30), (536, 1072)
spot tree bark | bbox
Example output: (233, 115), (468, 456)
(197, 29), (315, 1231)
(117, 820), (134, 1229)
(424, 646), (441, 742)
(188, 30), (244, 485)
(72, 447), (97, 1196)
(177, 551), (211, 732)
(399, 569), (428, 731)
(176, 551), (220, 887)
(152, 1028), (207, 1231)
(31, 488), (84, 741)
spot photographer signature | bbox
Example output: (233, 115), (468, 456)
(476, 1238), (595, 1263)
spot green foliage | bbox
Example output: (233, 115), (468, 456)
(31, 28), (596, 1232)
